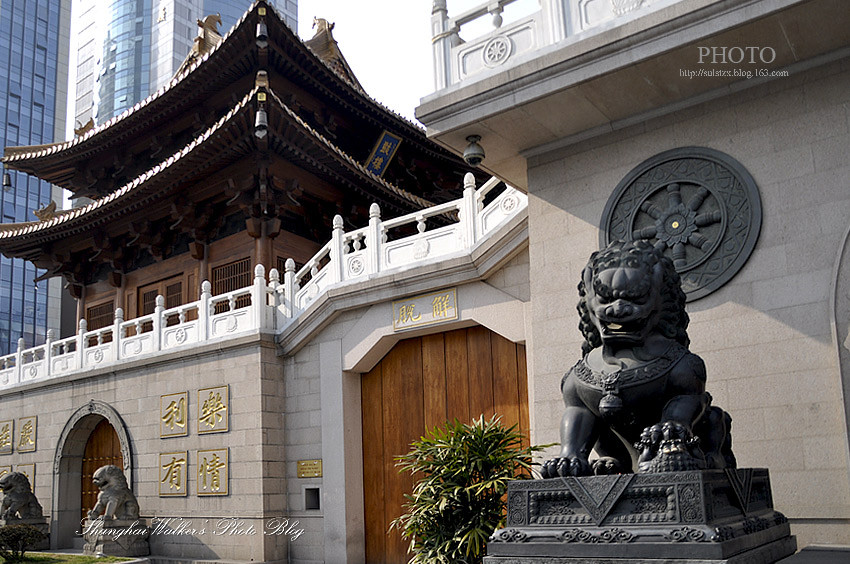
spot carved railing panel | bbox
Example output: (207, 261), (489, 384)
(0, 176), (525, 392)
(431, 0), (660, 89)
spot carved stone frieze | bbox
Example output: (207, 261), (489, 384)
(486, 470), (795, 561)
(601, 147), (762, 301)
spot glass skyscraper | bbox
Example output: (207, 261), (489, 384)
(76, 0), (297, 127)
(0, 0), (70, 355)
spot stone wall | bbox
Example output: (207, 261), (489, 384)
(525, 57), (850, 547)
(0, 334), (289, 561)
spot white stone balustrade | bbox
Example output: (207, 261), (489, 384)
(0, 175), (526, 392)
(431, 0), (660, 88)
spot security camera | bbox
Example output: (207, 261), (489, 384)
(463, 135), (485, 166)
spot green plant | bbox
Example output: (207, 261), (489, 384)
(0, 524), (47, 562)
(390, 415), (548, 564)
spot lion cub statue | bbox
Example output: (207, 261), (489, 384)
(87, 465), (140, 520)
(0, 472), (43, 520)
(541, 240), (736, 477)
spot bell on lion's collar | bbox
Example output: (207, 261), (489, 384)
(599, 392), (623, 417)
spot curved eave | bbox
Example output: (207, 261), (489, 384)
(0, 89), (259, 256)
(3, 1), (473, 191)
(0, 86), (435, 257)
(1, 3), (262, 176)
(267, 88), (434, 214)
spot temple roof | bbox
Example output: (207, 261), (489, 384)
(2, 0), (480, 202)
(303, 18), (364, 92)
(0, 83), (440, 257)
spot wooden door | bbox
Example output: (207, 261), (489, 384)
(361, 326), (529, 564)
(81, 420), (124, 521)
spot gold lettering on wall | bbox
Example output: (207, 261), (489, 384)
(198, 448), (229, 496)
(392, 289), (458, 331)
(161, 392), (188, 438)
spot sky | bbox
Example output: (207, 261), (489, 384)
(295, 0), (540, 124)
(295, 1), (435, 124)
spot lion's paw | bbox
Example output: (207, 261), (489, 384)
(592, 457), (628, 475)
(541, 456), (592, 478)
(636, 421), (705, 473)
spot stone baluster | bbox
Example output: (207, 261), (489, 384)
(153, 295), (165, 352)
(269, 267), (281, 330)
(331, 215), (344, 283)
(367, 203), (381, 275)
(283, 258), (296, 319)
(14, 338), (24, 386)
(199, 280), (211, 340)
(113, 307), (124, 361)
(252, 264), (266, 329)
(461, 172), (478, 247)
(431, 0), (455, 90)
(76, 319), (86, 370)
(45, 329), (54, 377)
(541, 0), (569, 43)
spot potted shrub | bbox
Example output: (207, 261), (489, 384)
(391, 415), (547, 564)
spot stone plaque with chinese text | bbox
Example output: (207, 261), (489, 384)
(159, 452), (188, 496)
(0, 420), (12, 454)
(17, 416), (36, 453)
(0, 466), (11, 479)
(392, 288), (458, 331)
(198, 386), (228, 434)
(161, 392), (188, 438)
(197, 448), (228, 496)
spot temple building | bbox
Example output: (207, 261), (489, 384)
(417, 0), (850, 556)
(0, 2), (531, 562)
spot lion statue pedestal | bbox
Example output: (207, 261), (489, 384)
(0, 471), (49, 550)
(485, 241), (795, 564)
(82, 465), (149, 557)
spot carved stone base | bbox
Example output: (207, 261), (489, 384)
(485, 469), (796, 564)
(82, 518), (150, 557)
(0, 518), (49, 550)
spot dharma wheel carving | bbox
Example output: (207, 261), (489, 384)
(600, 147), (762, 301)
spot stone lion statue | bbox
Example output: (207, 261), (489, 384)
(0, 472), (43, 520)
(541, 240), (736, 477)
(87, 465), (139, 520)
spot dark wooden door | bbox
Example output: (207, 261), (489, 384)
(81, 420), (123, 521)
(361, 326), (529, 564)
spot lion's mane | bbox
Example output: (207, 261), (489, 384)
(577, 240), (689, 355)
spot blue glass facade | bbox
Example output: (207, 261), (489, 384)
(0, 0), (66, 355)
(96, 0), (151, 121)
(207, 0), (297, 34)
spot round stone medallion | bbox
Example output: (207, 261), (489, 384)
(600, 147), (762, 301)
(483, 36), (512, 68)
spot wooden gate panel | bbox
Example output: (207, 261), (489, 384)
(444, 329), (470, 423)
(362, 361), (386, 561)
(81, 420), (123, 521)
(467, 326), (495, 421)
(492, 332), (521, 431)
(362, 327), (530, 564)
(422, 333), (448, 431)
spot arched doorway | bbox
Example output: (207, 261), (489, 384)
(52, 401), (132, 549)
(361, 326), (529, 564)
(81, 420), (123, 522)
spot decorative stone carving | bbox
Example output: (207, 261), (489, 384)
(611, 0), (645, 16)
(483, 36), (512, 67)
(0, 471), (49, 550)
(83, 465), (149, 557)
(87, 465), (139, 520)
(542, 240), (735, 478)
(601, 147), (762, 301)
(0, 472), (43, 520)
(485, 240), (795, 564)
(485, 471), (796, 562)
